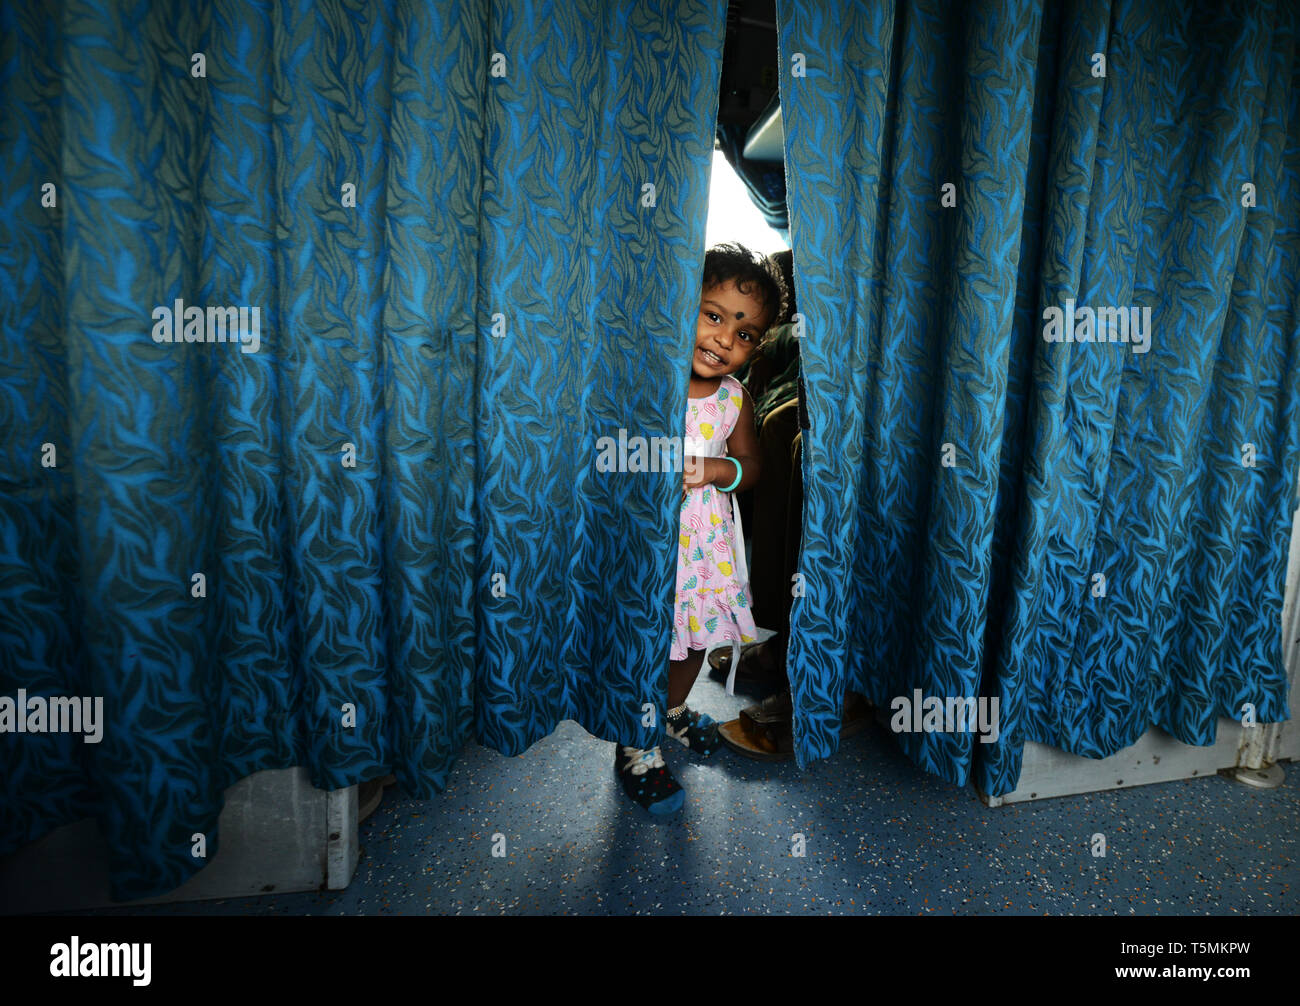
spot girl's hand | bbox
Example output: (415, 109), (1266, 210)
(681, 456), (718, 495)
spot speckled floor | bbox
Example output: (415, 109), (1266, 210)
(73, 667), (1300, 916)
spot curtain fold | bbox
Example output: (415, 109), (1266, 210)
(0, 0), (724, 900)
(777, 0), (1300, 794)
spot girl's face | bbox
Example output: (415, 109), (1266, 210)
(692, 279), (769, 379)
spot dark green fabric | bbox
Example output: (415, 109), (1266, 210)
(739, 322), (802, 435)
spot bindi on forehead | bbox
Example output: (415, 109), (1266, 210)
(703, 296), (754, 322)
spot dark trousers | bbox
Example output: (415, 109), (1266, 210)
(741, 398), (803, 641)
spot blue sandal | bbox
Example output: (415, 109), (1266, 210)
(615, 744), (685, 815)
(665, 705), (722, 757)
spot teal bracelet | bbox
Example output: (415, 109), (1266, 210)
(720, 457), (742, 492)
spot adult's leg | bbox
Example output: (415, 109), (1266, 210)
(749, 399), (799, 634)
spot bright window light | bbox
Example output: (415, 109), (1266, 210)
(705, 150), (788, 255)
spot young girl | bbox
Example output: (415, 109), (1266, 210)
(616, 243), (789, 814)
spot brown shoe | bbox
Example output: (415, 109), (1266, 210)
(719, 689), (872, 761)
(707, 637), (786, 684)
(720, 688), (794, 760)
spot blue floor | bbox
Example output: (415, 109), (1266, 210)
(82, 671), (1299, 915)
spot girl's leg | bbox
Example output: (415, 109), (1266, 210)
(614, 653), (698, 816)
(667, 648), (706, 710)
(665, 648), (721, 757)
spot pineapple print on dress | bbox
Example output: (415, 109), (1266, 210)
(673, 374), (757, 661)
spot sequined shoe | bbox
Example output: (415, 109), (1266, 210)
(665, 705), (722, 757)
(615, 744), (685, 815)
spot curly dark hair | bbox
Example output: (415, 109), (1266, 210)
(701, 241), (789, 336)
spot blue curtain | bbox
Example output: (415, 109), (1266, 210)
(0, 0), (723, 899)
(777, 0), (1300, 794)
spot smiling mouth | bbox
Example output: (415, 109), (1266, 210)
(699, 348), (726, 366)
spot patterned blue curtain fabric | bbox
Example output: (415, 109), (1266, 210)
(0, 0), (723, 899)
(777, 0), (1300, 794)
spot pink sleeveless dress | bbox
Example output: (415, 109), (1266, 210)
(673, 374), (757, 686)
